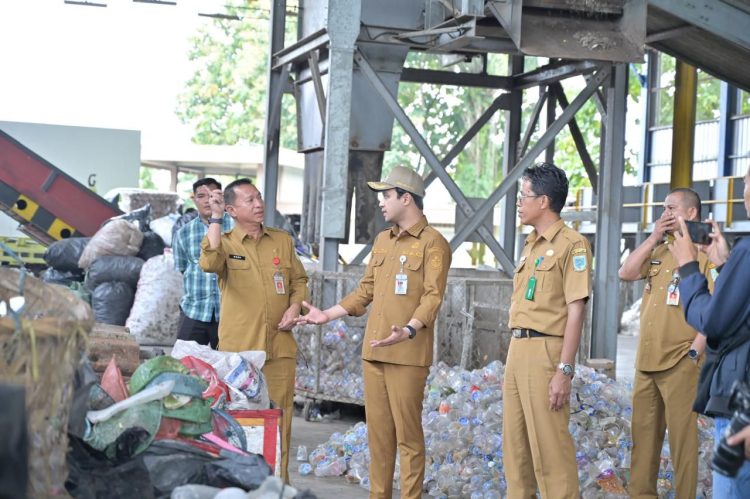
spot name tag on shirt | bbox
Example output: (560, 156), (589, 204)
(229, 254), (246, 260)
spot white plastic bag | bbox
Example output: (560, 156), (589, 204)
(78, 219), (144, 269)
(126, 254), (183, 345)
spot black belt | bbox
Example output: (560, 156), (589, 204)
(511, 328), (549, 339)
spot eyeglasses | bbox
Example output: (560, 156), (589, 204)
(516, 192), (543, 203)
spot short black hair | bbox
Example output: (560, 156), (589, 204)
(521, 162), (569, 213)
(224, 178), (254, 206)
(395, 187), (424, 210)
(193, 177), (221, 193)
(669, 187), (702, 220)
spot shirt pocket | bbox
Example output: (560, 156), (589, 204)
(513, 259), (528, 289)
(536, 256), (560, 293)
(226, 256), (252, 287)
(405, 253), (423, 272)
(370, 253), (386, 280)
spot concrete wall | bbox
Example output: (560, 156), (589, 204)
(0, 121), (140, 237)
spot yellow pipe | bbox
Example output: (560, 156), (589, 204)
(670, 61), (697, 190)
(727, 177), (734, 227)
(641, 183), (650, 230)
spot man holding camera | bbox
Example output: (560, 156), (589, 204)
(619, 188), (714, 498)
(669, 166), (750, 497)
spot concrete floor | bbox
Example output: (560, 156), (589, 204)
(288, 333), (639, 498)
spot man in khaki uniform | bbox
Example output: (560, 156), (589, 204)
(297, 166), (451, 499)
(619, 188), (714, 498)
(199, 178), (308, 483)
(504, 162), (592, 499)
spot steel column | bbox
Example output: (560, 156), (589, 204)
(638, 53), (656, 184)
(670, 60), (697, 189)
(501, 55), (524, 259)
(354, 49), (515, 273)
(590, 64), (628, 362)
(262, 0), (287, 226)
(718, 82), (737, 177)
(449, 67), (611, 252)
(518, 89), (547, 157)
(545, 87), (556, 163)
(319, 0), (361, 278)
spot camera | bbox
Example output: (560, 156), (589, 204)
(712, 380), (750, 477)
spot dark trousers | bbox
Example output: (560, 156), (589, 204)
(176, 309), (219, 349)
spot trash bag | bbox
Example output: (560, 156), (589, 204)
(108, 204), (152, 232)
(126, 254), (183, 345)
(83, 400), (163, 460)
(100, 356), (129, 403)
(65, 436), (155, 499)
(142, 440), (271, 496)
(78, 220), (144, 270)
(137, 231), (166, 261)
(180, 356), (231, 407)
(91, 281), (135, 326)
(43, 237), (91, 272)
(41, 267), (84, 286)
(150, 214), (180, 248)
(84, 255), (144, 291)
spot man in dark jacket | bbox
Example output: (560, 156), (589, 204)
(669, 165), (750, 498)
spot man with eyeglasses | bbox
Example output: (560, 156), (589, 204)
(503, 162), (592, 498)
(172, 177), (233, 349)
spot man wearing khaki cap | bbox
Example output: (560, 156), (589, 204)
(297, 166), (451, 498)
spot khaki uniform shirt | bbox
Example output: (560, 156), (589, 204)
(509, 219), (592, 335)
(339, 216), (451, 367)
(199, 226), (308, 358)
(636, 241), (715, 372)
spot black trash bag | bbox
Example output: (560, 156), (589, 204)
(107, 204), (152, 232)
(143, 440), (271, 496)
(68, 359), (101, 440)
(0, 384), (28, 499)
(85, 255), (144, 291)
(65, 436), (154, 499)
(91, 281), (135, 326)
(171, 211), (199, 242)
(136, 231), (166, 261)
(41, 267), (84, 286)
(43, 237), (91, 272)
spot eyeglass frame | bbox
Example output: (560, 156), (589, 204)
(516, 192), (544, 203)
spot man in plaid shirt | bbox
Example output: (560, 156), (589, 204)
(173, 177), (233, 348)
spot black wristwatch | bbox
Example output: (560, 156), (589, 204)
(687, 348), (699, 360)
(208, 217), (223, 224)
(404, 325), (417, 340)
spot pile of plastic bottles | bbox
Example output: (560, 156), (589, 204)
(300, 361), (716, 497)
(295, 319), (364, 401)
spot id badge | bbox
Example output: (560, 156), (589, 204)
(666, 284), (679, 306)
(273, 271), (286, 295)
(395, 273), (408, 295)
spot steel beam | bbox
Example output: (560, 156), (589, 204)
(518, 89), (547, 157)
(354, 49), (516, 273)
(545, 87), (556, 163)
(501, 55), (524, 261)
(400, 68), (512, 89)
(590, 64), (628, 363)
(551, 82), (599, 193)
(650, 0), (750, 51)
(513, 60), (599, 90)
(271, 28), (330, 69)
(262, 0), (287, 227)
(350, 243), (373, 266)
(718, 82), (736, 177)
(449, 67), (611, 251)
(645, 25), (695, 44)
(319, 0), (361, 277)
(308, 51), (327, 123)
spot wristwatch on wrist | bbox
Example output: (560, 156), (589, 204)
(687, 348), (699, 360)
(404, 325), (417, 340)
(557, 362), (574, 378)
(208, 217), (223, 224)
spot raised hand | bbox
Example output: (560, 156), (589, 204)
(701, 219), (730, 267)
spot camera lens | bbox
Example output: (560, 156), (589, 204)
(712, 412), (750, 477)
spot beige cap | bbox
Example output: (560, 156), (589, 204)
(367, 166), (426, 198)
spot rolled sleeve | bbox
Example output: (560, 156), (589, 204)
(199, 235), (226, 276)
(411, 240), (451, 328)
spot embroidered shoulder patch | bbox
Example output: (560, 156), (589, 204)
(429, 252), (443, 270)
(573, 254), (587, 272)
(572, 247), (587, 255)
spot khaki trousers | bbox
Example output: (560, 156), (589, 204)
(502, 336), (579, 499)
(262, 357), (296, 483)
(363, 360), (429, 499)
(629, 355), (700, 499)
